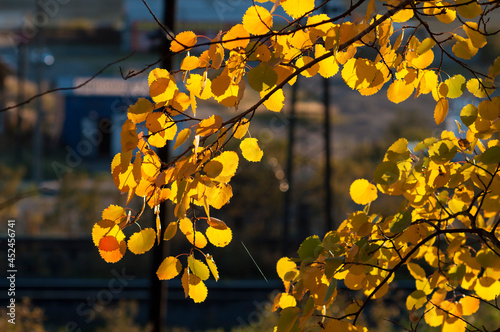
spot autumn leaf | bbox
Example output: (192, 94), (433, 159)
(240, 138), (263, 162)
(128, 228), (156, 254)
(350, 179), (378, 205)
(157, 256), (182, 280)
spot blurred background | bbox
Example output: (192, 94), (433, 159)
(0, 0), (498, 331)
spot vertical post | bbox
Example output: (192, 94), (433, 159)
(283, 79), (298, 255)
(149, 1), (176, 331)
(323, 77), (333, 232)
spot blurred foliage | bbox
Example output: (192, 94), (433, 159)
(0, 298), (45, 332)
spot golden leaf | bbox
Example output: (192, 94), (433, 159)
(240, 138), (263, 162)
(156, 256), (182, 280)
(242, 5), (272, 35)
(127, 228), (156, 255)
(170, 31), (197, 53)
(206, 226), (232, 247)
(196, 115), (223, 137)
(350, 179), (378, 205)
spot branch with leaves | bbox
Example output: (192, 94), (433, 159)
(84, 0), (500, 330)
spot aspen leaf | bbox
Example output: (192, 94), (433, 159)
(277, 257), (297, 281)
(101, 205), (126, 224)
(205, 254), (219, 281)
(188, 274), (208, 303)
(186, 74), (212, 100)
(99, 235), (120, 252)
(406, 290), (427, 310)
(148, 69), (178, 103)
(156, 256), (182, 280)
(467, 78), (494, 98)
(434, 98), (449, 125)
(222, 24), (250, 49)
(456, 0), (482, 19)
(242, 5), (272, 35)
(459, 296), (479, 316)
(480, 146), (500, 164)
(204, 160), (223, 178)
(350, 179), (378, 205)
(262, 88), (285, 113)
(436, 2), (456, 23)
(296, 56), (319, 78)
(188, 255), (210, 281)
(387, 79), (414, 104)
(281, 0), (314, 18)
(211, 72), (231, 97)
(407, 263), (426, 280)
(452, 35), (478, 60)
(205, 183), (233, 209)
(478, 100), (500, 121)
(429, 140), (458, 164)
(146, 112), (177, 148)
(233, 120), (249, 139)
(207, 217), (228, 230)
(128, 228), (156, 254)
(211, 151), (239, 183)
(444, 75), (466, 99)
(240, 138), (263, 162)
(121, 119), (138, 151)
(163, 221), (178, 241)
(276, 306), (300, 332)
(374, 161), (399, 186)
(247, 63), (278, 92)
(206, 226), (232, 247)
(174, 128), (191, 150)
(179, 218), (208, 248)
(128, 98), (154, 124)
(315, 44), (339, 78)
(389, 210), (411, 234)
(170, 31), (197, 52)
(464, 22), (486, 48)
(196, 115), (223, 137)
(297, 235), (322, 260)
(180, 56), (199, 71)
(278, 293), (297, 309)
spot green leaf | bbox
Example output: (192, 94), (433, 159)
(276, 306), (300, 332)
(297, 235), (322, 260)
(460, 104), (478, 126)
(389, 210), (412, 234)
(374, 161), (400, 185)
(480, 146), (500, 164)
(247, 63), (278, 92)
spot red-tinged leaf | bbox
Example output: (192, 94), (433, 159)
(99, 236), (120, 252)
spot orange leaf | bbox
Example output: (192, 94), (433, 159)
(170, 31), (197, 53)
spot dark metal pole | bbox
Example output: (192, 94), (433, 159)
(149, 1), (176, 331)
(283, 79), (298, 255)
(323, 77), (333, 232)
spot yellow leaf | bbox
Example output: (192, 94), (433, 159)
(120, 119), (139, 151)
(174, 128), (191, 150)
(407, 262), (426, 280)
(146, 112), (177, 148)
(206, 183), (233, 209)
(406, 290), (427, 310)
(179, 218), (208, 248)
(128, 98), (154, 124)
(240, 138), (263, 162)
(127, 228), (156, 254)
(276, 257), (297, 281)
(459, 296), (479, 316)
(101, 205), (126, 224)
(206, 226), (232, 247)
(456, 0), (482, 19)
(188, 255), (210, 281)
(156, 256), (182, 280)
(163, 221), (178, 241)
(211, 151), (239, 183)
(467, 78), (494, 98)
(186, 74), (212, 100)
(233, 119), (249, 139)
(278, 293), (296, 309)
(196, 115), (223, 137)
(315, 44), (339, 78)
(387, 79), (414, 104)
(187, 274), (208, 303)
(296, 55), (319, 78)
(436, 2), (456, 23)
(464, 22), (486, 48)
(148, 68), (178, 103)
(180, 56), (199, 71)
(262, 88), (285, 113)
(434, 98), (449, 125)
(170, 31), (197, 53)
(281, 0), (314, 18)
(205, 254), (219, 281)
(222, 24), (250, 49)
(478, 100), (500, 121)
(452, 35), (478, 60)
(474, 276), (500, 301)
(350, 179), (378, 205)
(242, 5), (272, 35)
(99, 240), (127, 263)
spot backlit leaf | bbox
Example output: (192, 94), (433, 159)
(222, 24), (250, 49)
(387, 79), (414, 104)
(205, 254), (219, 281)
(163, 221), (178, 241)
(211, 151), (239, 183)
(276, 306), (300, 332)
(128, 228), (156, 254)
(206, 226), (232, 247)
(434, 98), (449, 125)
(196, 115), (223, 137)
(240, 138), (263, 162)
(460, 104), (478, 126)
(350, 179), (378, 205)
(374, 161), (399, 186)
(156, 256), (182, 280)
(480, 146), (500, 164)
(242, 5), (272, 35)
(281, 0), (314, 18)
(128, 98), (154, 124)
(187, 274), (208, 303)
(247, 63), (278, 92)
(188, 255), (210, 281)
(262, 88), (285, 112)
(174, 128), (191, 150)
(121, 119), (138, 151)
(99, 235), (120, 252)
(170, 31), (197, 53)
